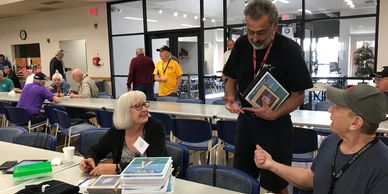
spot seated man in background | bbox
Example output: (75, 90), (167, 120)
(69, 68), (99, 98)
(3, 66), (20, 89)
(49, 70), (70, 96)
(13, 67), (34, 93)
(254, 84), (388, 193)
(0, 70), (14, 92)
(79, 91), (167, 175)
(17, 72), (61, 124)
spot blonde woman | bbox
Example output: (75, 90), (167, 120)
(79, 91), (167, 175)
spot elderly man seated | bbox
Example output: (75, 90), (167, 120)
(254, 84), (388, 193)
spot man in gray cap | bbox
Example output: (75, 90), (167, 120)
(254, 84), (388, 193)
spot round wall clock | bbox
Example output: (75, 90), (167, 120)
(20, 30), (27, 40)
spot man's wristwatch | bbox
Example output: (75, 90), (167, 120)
(115, 164), (122, 174)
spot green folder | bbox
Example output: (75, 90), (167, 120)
(13, 161), (53, 181)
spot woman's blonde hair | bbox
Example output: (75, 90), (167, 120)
(113, 90), (146, 129)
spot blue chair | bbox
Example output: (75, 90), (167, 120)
(216, 120), (237, 164)
(177, 98), (203, 104)
(0, 101), (14, 127)
(4, 106), (47, 133)
(173, 119), (218, 164)
(166, 142), (189, 178)
(150, 112), (175, 142)
(14, 132), (57, 151)
(79, 128), (109, 156)
(186, 165), (259, 194)
(54, 109), (95, 147)
(212, 99), (225, 105)
(44, 105), (85, 137)
(156, 96), (178, 102)
(292, 127), (318, 162)
(98, 92), (114, 99)
(0, 126), (28, 142)
(95, 110), (113, 128)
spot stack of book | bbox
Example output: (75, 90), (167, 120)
(120, 157), (174, 194)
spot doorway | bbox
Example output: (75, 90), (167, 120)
(147, 31), (204, 100)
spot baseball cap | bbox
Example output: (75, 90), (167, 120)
(156, 45), (171, 52)
(33, 72), (47, 80)
(327, 84), (387, 125)
(372, 66), (388, 78)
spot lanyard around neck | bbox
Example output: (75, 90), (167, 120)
(252, 38), (274, 78)
(162, 59), (171, 74)
(328, 137), (378, 194)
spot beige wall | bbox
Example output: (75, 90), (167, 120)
(0, 3), (110, 78)
(378, 0), (388, 69)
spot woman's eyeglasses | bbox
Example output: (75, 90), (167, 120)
(130, 101), (150, 111)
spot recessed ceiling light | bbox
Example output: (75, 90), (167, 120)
(202, 17), (206, 21)
(173, 12), (178, 16)
(183, 13), (187, 18)
(158, 9), (163, 14)
(194, 16), (198, 20)
(211, 19), (215, 23)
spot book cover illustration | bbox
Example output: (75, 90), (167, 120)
(122, 157), (172, 177)
(245, 71), (289, 111)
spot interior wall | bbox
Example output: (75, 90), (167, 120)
(378, 0), (388, 68)
(0, 3), (110, 79)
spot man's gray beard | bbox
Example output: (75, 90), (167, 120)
(249, 39), (269, 50)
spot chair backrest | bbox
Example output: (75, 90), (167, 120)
(156, 96), (178, 102)
(314, 101), (333, 111)
(0, 126), (28, 142)
(177, 98), (203, 104)
(186, 165), (259, 194)
(0, 101), (14, 114)
(293, 127), (318, 154)
(95, 110), (113, 128)
(98, 92), (114, 99)
(166, 142), (189, 178)
(150, 112), (174, 136)
(43, 105), (66, 125)
(14, 132), (57, 150)
(216, 120), (237, 146)
(212, 99), (225, 105)
(173, 119), (212, 143)
(79, 128), (108, 155)
(4, 106), (31, 125)
(54, 109), (72, 129)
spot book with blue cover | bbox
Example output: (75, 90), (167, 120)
(121, 157), (172, 177)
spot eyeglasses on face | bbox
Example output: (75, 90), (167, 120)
(130, 101), (150, 111)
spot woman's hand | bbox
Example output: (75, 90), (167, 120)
(89, 163), (117, 175)
(79, 158), (95, 173)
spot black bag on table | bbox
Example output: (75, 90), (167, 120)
(15, 180), (80, 194)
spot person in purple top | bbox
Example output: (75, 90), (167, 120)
(17, 72), (61, 124)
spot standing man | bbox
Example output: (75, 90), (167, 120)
(153, 45), (183, 97)
(49, 49), (70, 80)
(69, 68), (99, 98)
(254, 84), (388, 193)
(17, 72), (61, 124)
(127, 48), (155, 100)
(223, 39), (235, 65)
(222, 0), (312, 193)
(372, 66), (388, 111)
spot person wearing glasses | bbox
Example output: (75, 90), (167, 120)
(222, 0), (312, 193)
(79, 91), (167, 175)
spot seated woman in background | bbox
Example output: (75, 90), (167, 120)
(79, 91), (167, 175)
(49, 70), (70, 96)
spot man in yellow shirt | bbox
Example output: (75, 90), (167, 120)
(153, 45), (183, 96)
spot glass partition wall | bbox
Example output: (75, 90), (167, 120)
(108, 0), (379, 103)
